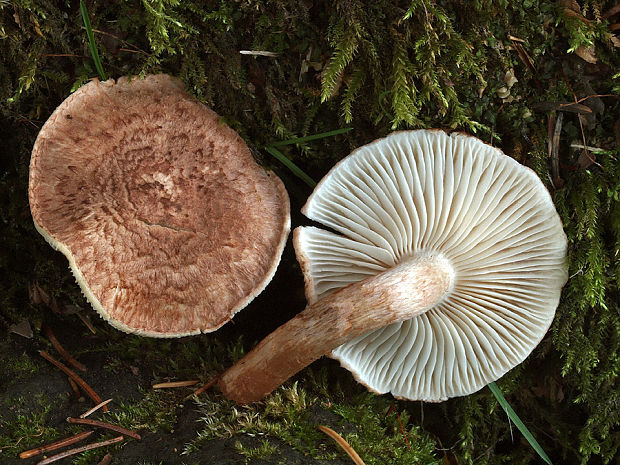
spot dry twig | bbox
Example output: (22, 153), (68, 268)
(509, 39), (542, 89)
(19, 431), (94, 459)
(67, 417), (141, 440)
(153, 380), (200, 389)
(80, 399), (113, 418)
(550, 112), (564, 187)
(318, 425), (366, 465)
(67, 377), (81, 399)
(43, 325), (87, 372)
(184, 374), (221, 401)
(36, 436), (124, 465)
(39, 351), (108, 412)
(384, 402), (412, 450)
(76, 312), (97, 334)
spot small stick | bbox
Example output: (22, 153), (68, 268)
(76, 313), (97, 334)
(394, 410), (412, 450)
(239, 50), (279, 57)
(36, 436), (123, 465)
(96, 453), (113, 465)
(383, 402), (411, 450)
(67, 377), (81, 399)
(80, 399), (113, 418)
(152, 380), (200, 389)
(551, 112), (563, 186)
(184, 375), (221, 401)
(85, 27), (149, 54)
(570, 143), (605, 152)
(44, 325), (87, 372)
(318, 425), (366, 465)
(39, 351), (107, 412)
(67, 417), (141, 440)
(40, 53), (85, 58)
(19, 431), (94, 459)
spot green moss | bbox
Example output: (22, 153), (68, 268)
(234, 439), (278, 462)
(1, 351), (39, 381)
(187, 380), (439, 464)
(1, 0), (619, 463)
(0, 394), (65, 458)
(103, 388), (177, 434)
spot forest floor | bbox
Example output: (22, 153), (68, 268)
(1, 0), (619, 464)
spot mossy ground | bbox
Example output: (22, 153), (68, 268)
(1, 0), (619, 464)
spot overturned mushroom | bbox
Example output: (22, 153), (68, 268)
(219, 130), (567, 403)
(29, 74), (290, 337)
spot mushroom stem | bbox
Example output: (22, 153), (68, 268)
(219, 253), (454, 404)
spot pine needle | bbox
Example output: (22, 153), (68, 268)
(488, 382), (553, 465)
(318, 425), (366, 465)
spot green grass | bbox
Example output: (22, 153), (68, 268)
(489, 382), (552, 465)
(79, 0), (107, 81)
(264, 127), (353, 189)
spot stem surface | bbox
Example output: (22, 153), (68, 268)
(219, 254), (454, 404)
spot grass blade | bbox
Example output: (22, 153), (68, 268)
(488, 382), (552, 465)
(264, 146), (316, 189)
(269, 127), (353, 147)
(79, 0), (107, 81)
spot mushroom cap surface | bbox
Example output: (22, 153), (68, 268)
(29, 74), (290, 337)
(294, 130), (567, 401)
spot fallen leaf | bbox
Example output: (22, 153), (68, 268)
(10, 319), (33, 339)
(504, 69), (518, 88)
(575, 45), (597, 63)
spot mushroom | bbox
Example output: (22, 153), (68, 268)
(29, 74), (290, 337)
(219, 129), (567, 403)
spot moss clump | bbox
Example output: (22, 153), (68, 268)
(234, 439), (278, 462)
(0, 394), (65, 458)
(187, 380), (440, 464)
(103, 388), (178, 434)
(1, 351), (39, 382)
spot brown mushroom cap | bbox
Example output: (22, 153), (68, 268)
(29, 74), (290, 337)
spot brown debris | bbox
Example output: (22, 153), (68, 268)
(80, 399), (113, 418)
(36, 436), (124, 465)
(18, 430), (94, 459)
(9, 320), (33, 339)
(184, 375), (221, 401)
(29, 282), (50, 306)
(96, 453), (113, 465)
(43, 325), (87, 372)
(548, 112), (564, 189)
(152, 380), (200, 389)
(76, 312), (97, 334)
(67, 377), (81, 399)
(575, 45), (598, 64)
(509, 38), (542, 89)
(534, 101), (592, 114)
(67, 417), (141, 440)
(39, 351), (107, 412)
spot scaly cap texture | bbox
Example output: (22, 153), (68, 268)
(29, 74), (290, 337)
